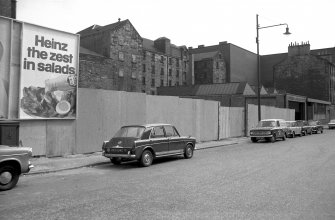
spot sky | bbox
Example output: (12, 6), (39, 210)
(16, 0), (335, 55)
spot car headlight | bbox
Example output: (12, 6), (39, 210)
(250, 131), (254, 135)
(266, 131), (271, 135)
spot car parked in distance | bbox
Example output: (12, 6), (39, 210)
(250, 119), (286, 143)
(328, 119), (335, 129)
(308, 120), (324, 134)
(296, 120), (312, 136)
(102, 124), (196, 167)
(285, 121), (302, 138)
(0, 145), (34, 191)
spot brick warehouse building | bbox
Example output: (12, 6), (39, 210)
(77, 19), (190, 95)
(261, 42), (335, 121)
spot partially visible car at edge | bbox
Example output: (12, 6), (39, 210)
(285, 121), (302, 137)
(328, 119), (335, 129)
(249, 119), (287, 143)
(308, 120), (324, 134)
(0, 145), (34, 191)
(102, 123), (196, 167)
(296, 120), (313, 136)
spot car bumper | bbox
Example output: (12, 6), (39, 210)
(103, 152), (136, 159)
(250, 135), (273, 138)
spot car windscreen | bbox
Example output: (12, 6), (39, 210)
(257, 121), (276, 127)
(113, 126), (145, 138)
(286, 122), (294, 127)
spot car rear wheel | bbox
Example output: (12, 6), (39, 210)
(251, 137), (258, 143)
(184, 144), (194, 159)
(321, 129), (323, 133)
(0, 165), (19, 191)
(110, 158), (122, 165)
(140, 150), (153, 167)
(292, 132), (295, 138)
(270, 134), (276, 143)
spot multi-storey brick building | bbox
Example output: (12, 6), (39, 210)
(77, 19), (190, 94)
(0, 0), (16, 19)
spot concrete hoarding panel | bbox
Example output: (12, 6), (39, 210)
(146, 95), (179, 125)
(199, 100), (219, 141)
(219, 107), (229, 139)
(46, 120), (75, 157)
(100, 89), (122, 142)
(177, 98), (197, 138)
(76, 89), (101, 154)
(19, 120), (46, 156)
(229, 107), (244, 137)
(120, 91), (146, 126)
(7, 22), (21, 119)
(0, 17), (11, 118)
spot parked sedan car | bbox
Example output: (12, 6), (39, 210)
(250, 119), (286, 143)
(308, 120), (324, 134)
(296, 120), (312, 136)
(285, 121), (302, 137)
(328, 119), (335, 129)
(102, 124), (196, 167)
(0, 145), (34, 191)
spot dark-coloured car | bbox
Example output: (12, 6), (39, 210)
(328, 119), (335, 129)
(308, 120), (323, 134)
(296, 120), (312, 136)
(102, 124), (196, 167)
(249, 119), (286, 143)
(0, 145), (34, 191)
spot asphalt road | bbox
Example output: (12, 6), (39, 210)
(1, 130), (335, 220)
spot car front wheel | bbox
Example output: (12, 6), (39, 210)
(140, 150), (153, 167)
(0, 165), (20, 191)
(184, 144), (194, 159)
(270, 134), (276, 143)
(251, 137), (258, 143)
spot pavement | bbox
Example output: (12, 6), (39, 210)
(27, 136), (249, 175)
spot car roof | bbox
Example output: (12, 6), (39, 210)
(122, 123), (172, 128)
(261, 119), (285, 121)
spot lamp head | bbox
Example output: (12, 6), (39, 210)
(284, 26), (291, 35)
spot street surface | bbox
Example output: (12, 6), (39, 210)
(1, 130), (335, 220)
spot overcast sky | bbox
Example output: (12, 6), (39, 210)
(16, 0), (335, 55)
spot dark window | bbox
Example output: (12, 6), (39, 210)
(142, 77), (146, 85)
(152, 54), (155, 62)
(176, 70), (179, 77)
(216, 62), (219, 69)
(141, 128), (152, 140)
(143, 64), (146, 72)
(151, 126), (165, 138)
(169, 69), (172, 76)
(164, 126), (179, 137)
(176, 58), (179, 67)
(160, 79), (164, 86)
(161, 56), (164, 63)
(151, 79), (155, 87)
(143, 51), (146, 60)
(169, 58), (172, 65)
(169, 80), (172, 86)
(161, 67), (164, 75)
(151, 65), (155, 74)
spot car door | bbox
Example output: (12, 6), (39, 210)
(164, 125), (184, 154)
(150, 126), (169, 156)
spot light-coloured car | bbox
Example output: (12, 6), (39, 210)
(285, 121), (302, 137)
(328, 119), (335, 129)
(0, 145), (34, 191)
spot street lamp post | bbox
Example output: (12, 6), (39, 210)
(256, 14), (291, 122)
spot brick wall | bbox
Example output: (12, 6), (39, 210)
(274, 55), (330, 101)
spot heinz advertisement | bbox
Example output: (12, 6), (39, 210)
(20, 23), (79, 119)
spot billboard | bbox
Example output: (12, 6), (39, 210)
(19, 23), (79, 119)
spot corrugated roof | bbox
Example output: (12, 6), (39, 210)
(195, 83), (241, 95)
